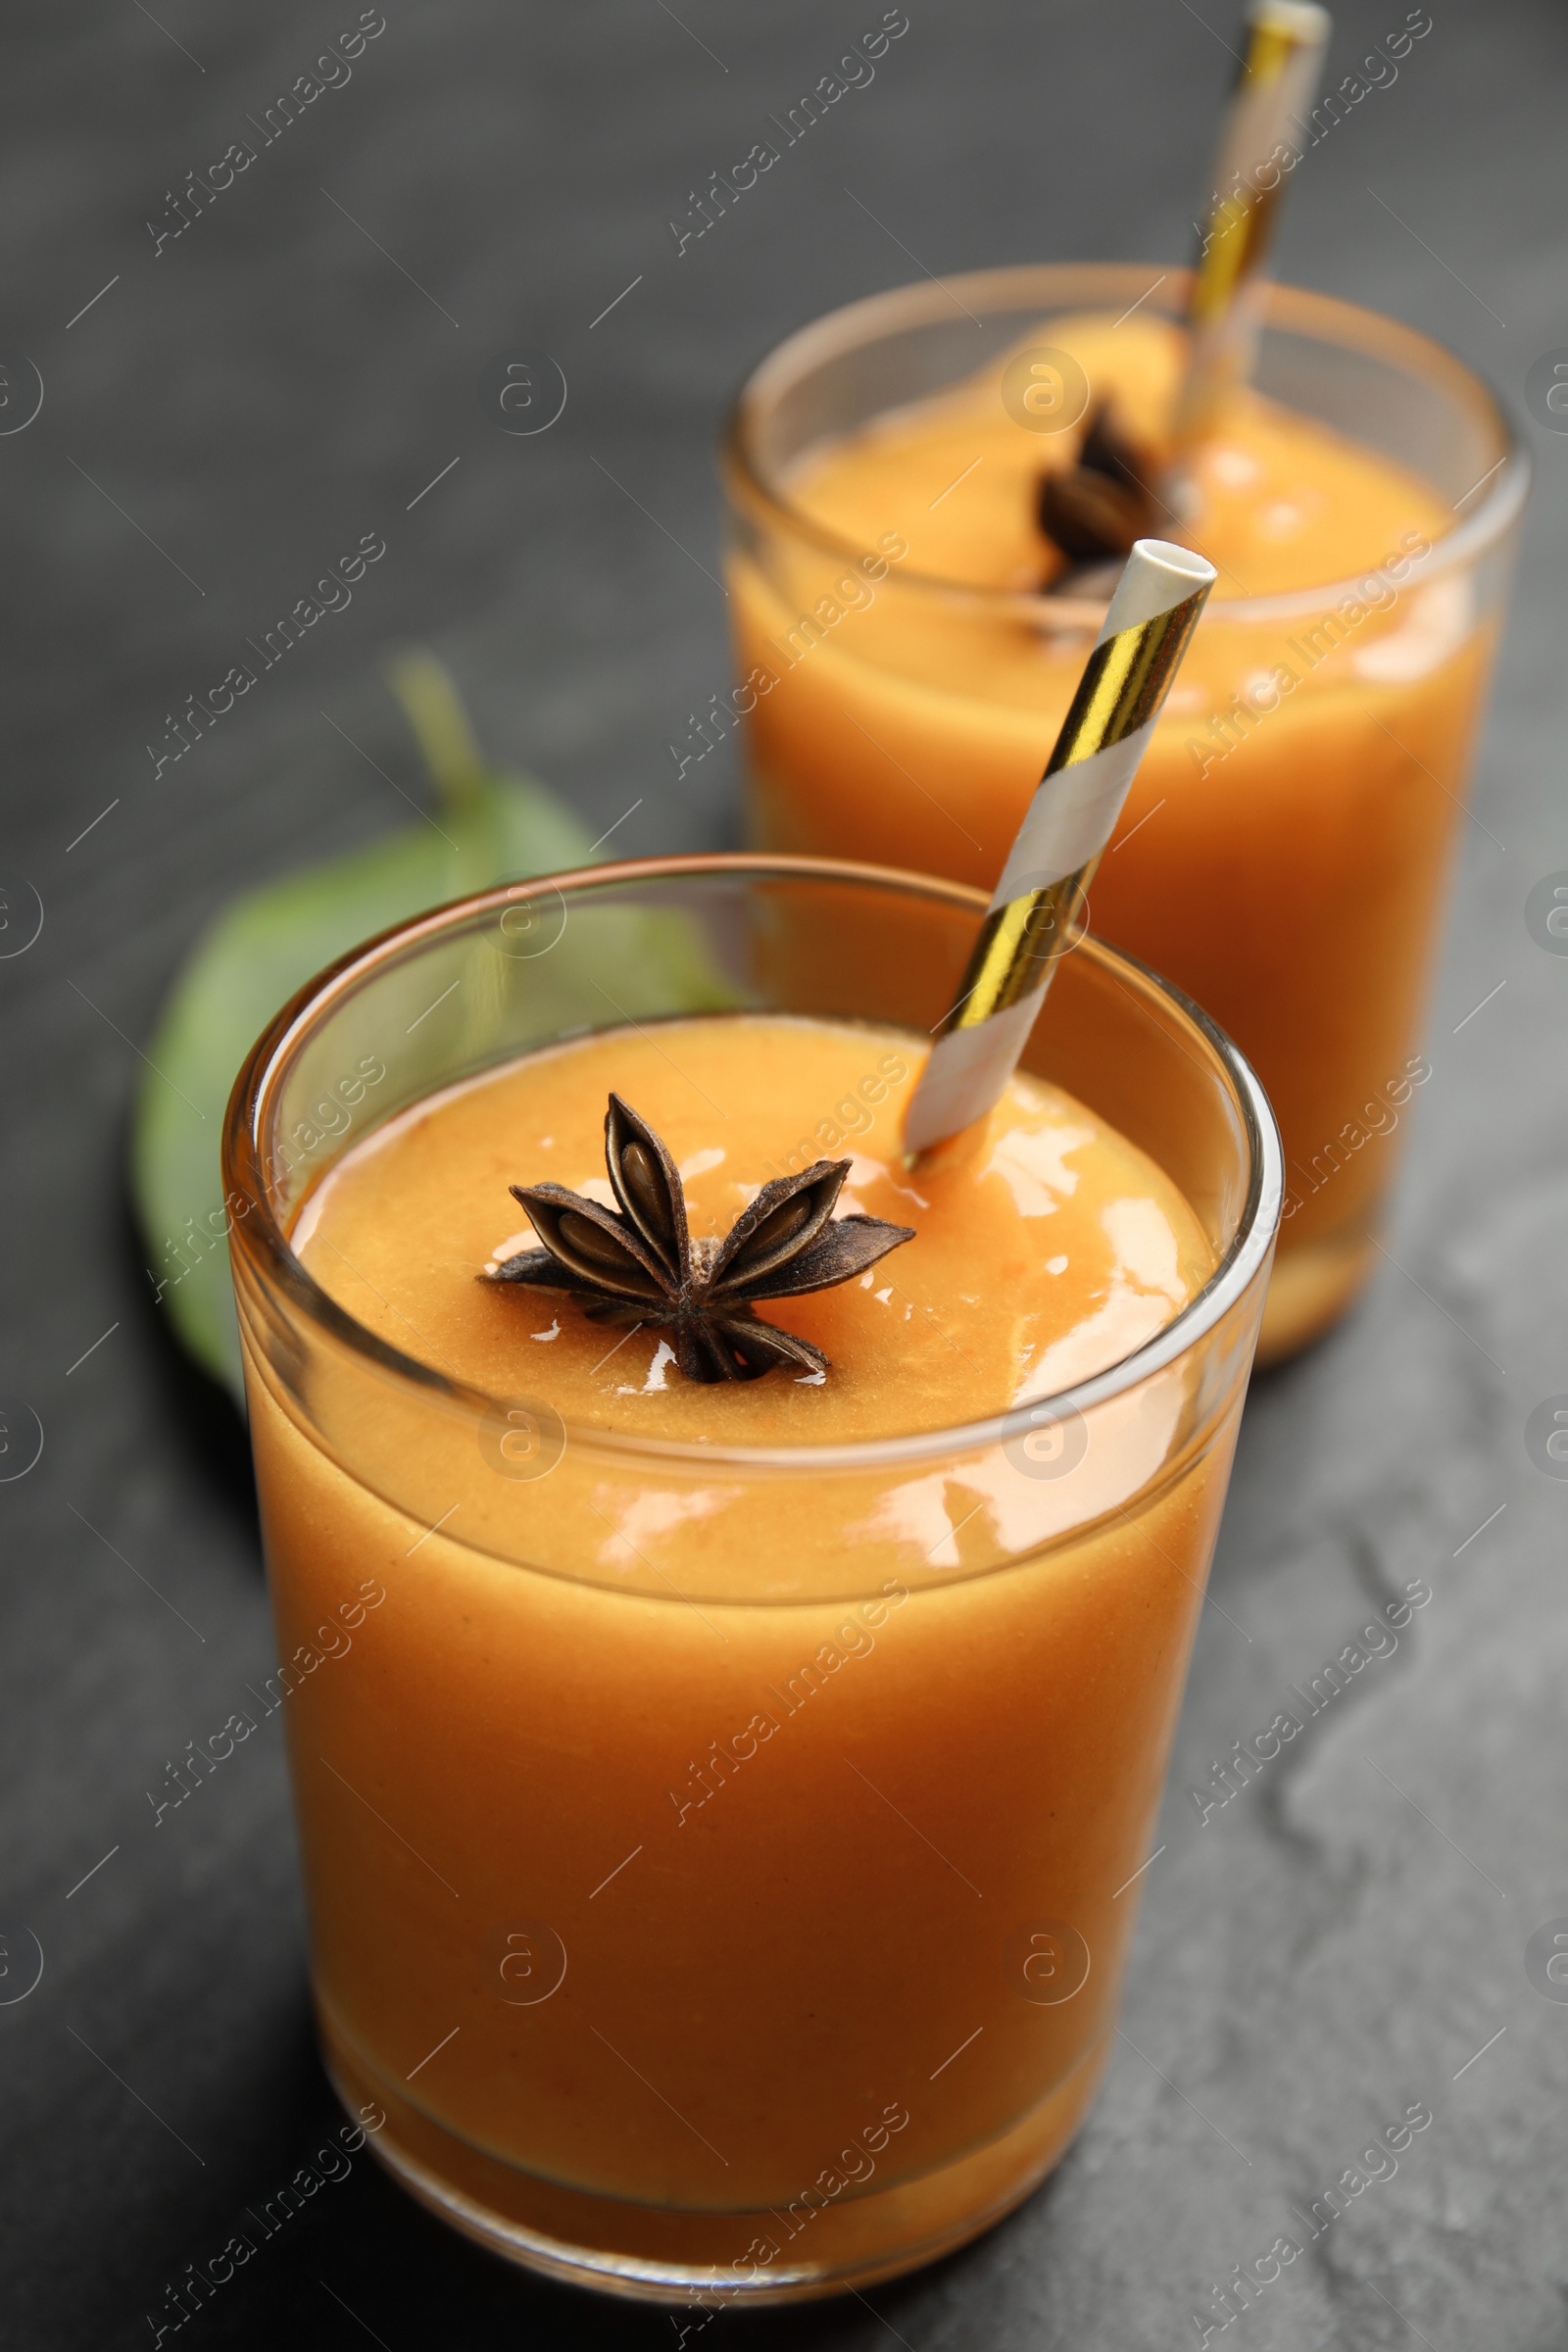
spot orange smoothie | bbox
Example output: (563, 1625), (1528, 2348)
(726, 299), (1514, 1357)
(242, 1008), (1247, 2290)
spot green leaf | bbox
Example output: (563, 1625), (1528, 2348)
(130, 657), (701, 1402)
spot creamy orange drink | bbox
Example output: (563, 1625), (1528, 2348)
(721, 270), (1525, 1358)
(224, 858), (1281, 2298)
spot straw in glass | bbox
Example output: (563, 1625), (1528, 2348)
(902, 540), (1216, 1156)
(1167, 0), (1332, 494)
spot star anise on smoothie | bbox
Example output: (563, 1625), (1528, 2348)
(483, 1094), (915, 1384)
(1039, 404), (1160, 593)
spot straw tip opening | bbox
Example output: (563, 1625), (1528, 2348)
(1129, 538), (1218, 589)
(1245, 0), (1332, 40)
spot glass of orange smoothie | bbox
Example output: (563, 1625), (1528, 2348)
(719, 267), (1526, 1360)
(223, 854), (1281, 2302)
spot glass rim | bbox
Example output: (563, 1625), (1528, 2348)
(720, 262), (1530, 632)
(223, 853), (1284, 1475)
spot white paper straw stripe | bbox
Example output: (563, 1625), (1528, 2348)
(904, 998), (1041, 1156)
(991, 718), (1156, 906)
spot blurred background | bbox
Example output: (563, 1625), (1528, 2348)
(3, 2), (1565, 2345)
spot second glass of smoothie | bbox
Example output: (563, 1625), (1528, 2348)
(720, 266), (1526, 1359)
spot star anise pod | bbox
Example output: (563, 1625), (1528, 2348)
(1039, 404), (1160, 594)
(483, 1094), (916, 1384)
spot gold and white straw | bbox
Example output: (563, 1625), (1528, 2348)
(903, 539), (1216, 1157)
(1169, 0), (1332, 481)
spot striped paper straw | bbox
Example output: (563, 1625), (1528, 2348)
(903, 539), (1216, 1157)
(1169, 0), (1332, 481)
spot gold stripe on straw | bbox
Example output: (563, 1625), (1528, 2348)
(1169, 0), (1332, 480)
(903, 539), (1216, 1158)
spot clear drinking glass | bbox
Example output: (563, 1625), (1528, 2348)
(720, 266), (1526, 1361)
(223, 854), (1281, 2303)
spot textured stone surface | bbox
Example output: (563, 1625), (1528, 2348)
(0, 2), (1563, 2346)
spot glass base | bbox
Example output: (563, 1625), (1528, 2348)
(321, 2012), (1108, 2305)
(1256, 1223), (1376, 1365)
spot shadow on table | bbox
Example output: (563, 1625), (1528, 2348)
(159, 1995), (1038, 2352)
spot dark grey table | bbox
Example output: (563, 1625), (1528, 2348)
(3, 3), (1564, 2344)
